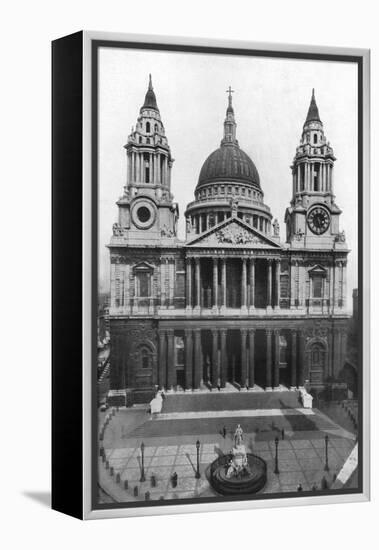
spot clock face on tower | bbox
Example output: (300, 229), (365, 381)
(307, 206), (330, 235)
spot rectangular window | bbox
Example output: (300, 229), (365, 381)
(137, 272), (150, 297)
(312, 275), (323, 298)
(175, 336), (184, 366)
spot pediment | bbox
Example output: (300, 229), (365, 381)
(186, 217), (282, 249)
(307, 264), (327, 276)
(132, 261), (154, 272)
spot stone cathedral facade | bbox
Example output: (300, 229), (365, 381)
(107, 77), (350, 405)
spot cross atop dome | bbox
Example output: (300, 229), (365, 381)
(226, 85), (235, 114)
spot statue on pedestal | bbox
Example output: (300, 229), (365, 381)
(226, 424), (250, 479)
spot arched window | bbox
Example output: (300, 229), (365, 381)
(141, 347), (150, 369)
(313, 134), (317, 144)
(154, 123), (158, 132)
(146, 121), (151, 133)
(139, 136), (142, 143)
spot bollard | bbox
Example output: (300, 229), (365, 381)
(99, 432), (104, 442)
(116, 473), (121, 484)
(99, 446), (104, 457)
(102, 453), (106, 463)
(105, 460), (109, 470)
(133, 486), (138, 497)
(124, 479), (128, 490)
(150, 474), (156, 488)
(110, 466), (114, 477)
(145, 491), (150, 501)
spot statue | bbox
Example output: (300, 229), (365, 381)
(186, 217), (193, 235)
(112, 222), (124, 236)
(229, 196), (239, 217)
(225, 424), (251, 479)
(273, 218), (280, 236)
(335, 230), (346, 243)
(161, 224), (174, 238)
(234, 424), (243, 446)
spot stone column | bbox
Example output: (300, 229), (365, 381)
(240, 329), (247, 388)
(168, 258), (175, 309)
(149, 153), (152, 183)
(193, 329), (202, 389)
(162, 156), (166, 186)
(297, 164), (300, 191)
(212, 258), (218, 309)
(195, 258), (201, 309)
(291, 331), (297, 389)
(275, 260), (281, 308)
(298, 330), (305, 387)
(186, 258), (192, 310)
(220, 329), (227, 388)
(327, 163), (330, 191)
(274, 330), (280, 389)
(267, 259), (272, 308)
(249, 258), (255, 309)
(265, 329), (273, 390)
(158, 329), (167, 390)
(166, 329), (175, 391)
(211, 329), (218, 387)
(221, 258), (227, 309)
(248, 329), (255, 388)
(153, 155), (157, 184)
(241, 258), (247, 311)
(184, 329), (193, 390)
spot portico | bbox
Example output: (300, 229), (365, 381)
(185, 254), (282, 311)
(157, 324), (305, 392)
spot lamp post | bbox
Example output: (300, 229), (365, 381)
(324, 435), (329, 472)
(274, 436), (280, 474)
(140, 442), (146, 482)
(195, 440), (201, 479)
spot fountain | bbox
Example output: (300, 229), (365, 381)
(209, 425), (267, 495)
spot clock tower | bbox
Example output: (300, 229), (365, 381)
(285, 89), (345, 250)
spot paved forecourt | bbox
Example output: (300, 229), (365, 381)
(98, 402), (357, 503)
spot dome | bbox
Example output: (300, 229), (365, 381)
(197, 143), (261, 189)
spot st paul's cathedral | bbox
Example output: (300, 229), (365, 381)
(107, 76), (350, 405)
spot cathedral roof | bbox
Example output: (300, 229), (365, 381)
(197, 144), (261, 188)
(197, 88), (261, 189)
(304, 88), (321, 125)
(140, 74), (159, 113)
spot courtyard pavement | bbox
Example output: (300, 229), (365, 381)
(98, 405), (357, 504)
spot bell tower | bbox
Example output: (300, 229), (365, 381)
(111, 75), (179, 245)
(285, 90), (345, 250)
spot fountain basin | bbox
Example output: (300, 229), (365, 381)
(209, 453), (267, 496)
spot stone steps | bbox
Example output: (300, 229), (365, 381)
(162, 390), (301, 414)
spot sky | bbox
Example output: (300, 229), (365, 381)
(98, 47), (358, 310)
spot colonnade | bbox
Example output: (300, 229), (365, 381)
(188, 212), (269, 234)
(294, 161), (333, 194)
(185, 256), (282, 309)
(157, 327), (304, 391)
(128, 150), (171, 186)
